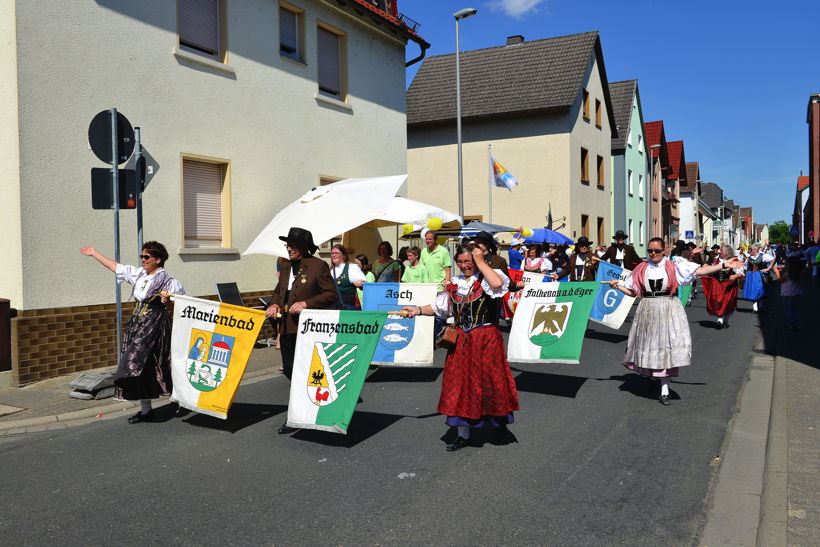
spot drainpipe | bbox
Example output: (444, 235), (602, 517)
(406, 41), (430, 67)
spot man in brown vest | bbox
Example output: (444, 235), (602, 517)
(266, 227), (338, 434)
(555, 236), (599, 281)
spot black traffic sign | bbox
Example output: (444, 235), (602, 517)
(91, 168), (137, 209)
(88, 110), (135, 165)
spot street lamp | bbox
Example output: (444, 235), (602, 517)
(454, 7), (477, 219)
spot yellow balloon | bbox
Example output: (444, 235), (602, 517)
(427, 217), (443, 231)
(436, 236), (448, 245)
(522, 228), (534, 238)
(402, 223), (414, 235)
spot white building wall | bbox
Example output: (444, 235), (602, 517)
(8, 0), (408, 309)
(678, 193), (696, 242)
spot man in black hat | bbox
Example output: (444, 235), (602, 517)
(601, 230), (642, 270)
(266, 227), (338, 434)
(473, 231), (521, 293)
(555, 236), (598, 281)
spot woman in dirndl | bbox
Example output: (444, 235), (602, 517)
(80, 241), (184, 423)
(701, 244), (745, 329)
(742, 244), (772, 313)
(403, 243), (519, 451)
(606, 238), (743, 405)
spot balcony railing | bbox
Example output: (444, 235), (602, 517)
(398, 12), (421, 32)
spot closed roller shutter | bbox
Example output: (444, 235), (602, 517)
(178, 0), (220, 59)
(280, 7), (298, 58)
(183, 159), (223, 246)
(317, 27), (340, 97)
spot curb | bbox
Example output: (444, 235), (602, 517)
(0, 368), (282, 432)
(699, 332), (775, 546)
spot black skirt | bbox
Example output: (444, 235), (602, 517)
(114, 307), (173, 400)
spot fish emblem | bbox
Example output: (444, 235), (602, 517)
(381, 333), (408, 343)
(382, 322), (409, 332)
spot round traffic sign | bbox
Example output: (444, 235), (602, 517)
(88, 110), (135, 165)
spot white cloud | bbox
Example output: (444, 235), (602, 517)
(485, 0), (545, 19)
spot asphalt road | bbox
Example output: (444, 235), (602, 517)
(0, 294), (759, 546)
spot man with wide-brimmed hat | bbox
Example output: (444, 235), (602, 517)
(554, 236), (598, 281)
(266, 227), (338, 434)
(601, 229), (642, 270)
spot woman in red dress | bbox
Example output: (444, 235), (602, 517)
(700, 244), (745, 329)
(403, 243), (519, 451)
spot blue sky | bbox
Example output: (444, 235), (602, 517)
(402, 0), (820, 226)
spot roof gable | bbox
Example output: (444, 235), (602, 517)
(609, 79), (638, 150)
(407, 31), (616, 136)
(644, 120), (669, 168)
(666, 140), (686, 181)
(798, 175), (810, 191)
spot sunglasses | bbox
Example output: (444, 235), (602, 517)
(647, 249), (663, 254)
(140, 254), (154, 260)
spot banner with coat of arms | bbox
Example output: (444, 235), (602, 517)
(507, 282), (598, 364)
(362, 283), (436, 367)
(503, 269), (551, 318)
(287, 309), (386, 434)
(169, 294), (265, 419)
(590, 261), (636, 329)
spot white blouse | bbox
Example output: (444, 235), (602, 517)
(431, 269), (510, 319)
(619, 257), (699, 293)
(116, 264), (184, 302)
(331, 262), (366, 284)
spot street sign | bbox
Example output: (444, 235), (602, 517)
(88, 110), (135, 165)
(91, 168), (137, 209)
(685, 230), (694, 239)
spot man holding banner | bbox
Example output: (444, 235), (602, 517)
(606, 238), (744, 405)
(266, 227), (339, 434)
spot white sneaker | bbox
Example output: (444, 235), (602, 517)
(753, 302), (758, 312)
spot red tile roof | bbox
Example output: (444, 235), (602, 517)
(666, 140), (685, 181)
(347, 0), (428, 46)
(644, 121), (664, 159)
(797, 175), (810, 191)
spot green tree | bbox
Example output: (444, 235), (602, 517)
(188, 362), (197, 377)
(213, 368), (223, 384)
(768, 220), (793, 245)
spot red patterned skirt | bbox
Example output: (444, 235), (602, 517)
(437, 325), (519, 421)
(701, 276), (738, 316)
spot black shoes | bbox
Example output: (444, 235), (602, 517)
(494, 425), (509, 444)
(659, 395), (671, 406)
(446, 436), (470, 451)
(278, 423), (297, 435)
(127, 410), (154, 424)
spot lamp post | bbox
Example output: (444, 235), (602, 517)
(454, 7), (477, 219)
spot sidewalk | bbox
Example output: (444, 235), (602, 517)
(700, 275), (819, 546)
(0, 344), (284, 432)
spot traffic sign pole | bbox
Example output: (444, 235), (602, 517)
(135, 127), (143, 254)
(110, 109), (122, 363)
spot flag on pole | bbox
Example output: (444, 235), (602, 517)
(490, 153), (519, 191)
(507, 282), (598, 364)
(170, 294), (265, 419)
(590, 262), (636, 329)
(362, 283), (436, 367)
(287, 309), (386, 434)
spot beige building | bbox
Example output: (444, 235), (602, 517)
(407, 32), (616, 243)
(0, 0), (426, 385)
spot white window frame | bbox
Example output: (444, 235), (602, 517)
(638, 133), (644, 154)
(279, 2), (303, 62)
(638, 173), (644, 199)
(627, 128), (633, 147)
(639, 221), (645, 245)
(629, 219), (634, 242)
(628, 169), (634, 196)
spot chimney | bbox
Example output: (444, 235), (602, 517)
(506, 35), (525, 46)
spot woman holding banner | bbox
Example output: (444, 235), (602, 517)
(607, 238), (743, 405)
(403, 243), (518, 451)
(80, 241), (184, 422)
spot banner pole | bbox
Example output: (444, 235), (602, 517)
(488, 144), (493, 224)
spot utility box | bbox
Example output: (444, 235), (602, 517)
(69, 371), (117, 400)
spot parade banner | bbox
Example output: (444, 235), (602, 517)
(362, 283), (437, 367)
(590, 262), (635, 329)
(507, 282), (598, 364)
(287, 309), (386, 434)
(503, 269), (551, 318)
(170, 294), (265, 419)
(678, 284), (693, 306)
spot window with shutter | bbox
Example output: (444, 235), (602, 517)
(178, 0), (221, 60)
(280, 6), (300, 60)
(183, 159), (224, 247)
(317, 26), (342, 98)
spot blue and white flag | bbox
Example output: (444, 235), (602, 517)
(590, 262), (635, 330)
(362, 283), (437, 367)
(490, 153), (519, 191)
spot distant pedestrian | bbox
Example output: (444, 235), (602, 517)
(354, 254), (376, 306)
(606, 238), (744, 404)
(373, 241), (402, 283)
(601, 230), (642, 270)
(329, 244), (365, 310)
(401, 247), (429, 283)
(742, 245), (773, 312)
(420, 230), (452, 290)
(80, 241), (184, 423)
(507, 238), (525, 270)
(773, 256), (805, 331)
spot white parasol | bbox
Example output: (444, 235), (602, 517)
(243, 175), (407, 258)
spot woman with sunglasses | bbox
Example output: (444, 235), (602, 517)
(606, 238), (743, 405)
(80, 241), (184, 423)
